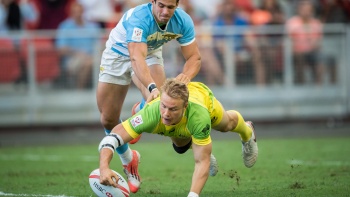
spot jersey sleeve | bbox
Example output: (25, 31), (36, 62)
(187, 106), (212, 145)
(122, 101), (160, 138)
(177, 11), (195, 46)
(123, 9), (150, 43)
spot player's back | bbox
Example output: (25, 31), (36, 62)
(188, 82), (214, 109)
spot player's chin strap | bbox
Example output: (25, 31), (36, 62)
(98, 133), (125, 154)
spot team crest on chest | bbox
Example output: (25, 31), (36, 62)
(131, 115), (143, 128)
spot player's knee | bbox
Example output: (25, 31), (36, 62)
(100, 115), (118, 130)
(172, 140), (192, 154)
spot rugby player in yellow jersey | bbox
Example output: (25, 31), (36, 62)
(98, 78), (258, 197)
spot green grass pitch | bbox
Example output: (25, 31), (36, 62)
(0, 137), (349, 196)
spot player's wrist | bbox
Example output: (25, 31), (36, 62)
(187, 192), (199, 197)
(147, 83), (157, 93)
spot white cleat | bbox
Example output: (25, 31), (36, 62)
(209, 154), (218, 176)
(242, 121), (258, 168)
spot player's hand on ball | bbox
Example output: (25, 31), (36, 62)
(146, 88), (160, 103)
(175, 73), (190, 85)
(99, 168), (119, 188)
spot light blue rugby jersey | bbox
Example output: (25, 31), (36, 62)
(105, 3), (195, 57)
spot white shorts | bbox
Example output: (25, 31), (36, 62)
(99, 47), (164, 85)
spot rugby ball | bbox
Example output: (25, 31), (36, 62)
(89, 168), (130, 197)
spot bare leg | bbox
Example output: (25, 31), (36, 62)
(96, 81), (129, 130)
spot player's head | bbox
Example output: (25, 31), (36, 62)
(159, 78), (188, 125)
(152, 0), (179, 24)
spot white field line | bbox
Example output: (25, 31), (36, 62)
(0, 191), (77, 197)
(0, 154), (97, 162)
(288, 159), (350, 166)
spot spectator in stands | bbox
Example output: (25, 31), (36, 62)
(179, 0), (227, 85)
(55, 1), (100, 89)
(317, 0), (350, 84)
(232, 0), (255, 22)
(189, 0), (222, 23)
(77, 0), (121, 29)
(286, 0), (323, 85)
(31, 0), (73, 30)
(123, 0), (146, 10)
(212, 0), (264, 85)
(0, 0), (38, 85)
(0, 0), (38, 32)
(319, 0), (350, 23)
(250, 0), (285, 84)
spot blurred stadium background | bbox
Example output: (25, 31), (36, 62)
(0, 0), (349, 141)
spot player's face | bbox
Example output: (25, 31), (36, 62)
(160, 93), (187, 125)
(152, 0), (178, 24)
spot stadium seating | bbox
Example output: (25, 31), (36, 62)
(20, 37), (60, 83)
(0, 39), (21, 83)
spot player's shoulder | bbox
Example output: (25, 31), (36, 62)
(172, 7), (194, 25)
(188, 81), (211, 92)
(126, 3), (153, 23)
(186, 102), (211, 130)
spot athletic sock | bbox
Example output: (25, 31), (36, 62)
(118, 146), (133, 165)
(104, 127), (130, 158)
(104, 128), (111, 135)
(140, 98), (146, 109)
(230, 110), (252, 142)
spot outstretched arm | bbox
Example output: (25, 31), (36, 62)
(177, 40), (201, 84)
(189, 142), (212, 196)
(99, 148), (118, 187)
(99, 124), (134, 187)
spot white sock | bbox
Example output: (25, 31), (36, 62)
(119, 147), (133, 165)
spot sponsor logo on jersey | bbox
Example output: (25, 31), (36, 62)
(131, 115), (143, 128)
(132, 27), (143, 42)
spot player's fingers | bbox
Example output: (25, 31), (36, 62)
(146, 95), (153, 103)
(100, 176), (109, 186)
(111, 174), (119, 188)
(153, 91), (160, 99)
(175, 74), (190, 85)
(146, 91), (158, 103)
(175, 74), (183, 81)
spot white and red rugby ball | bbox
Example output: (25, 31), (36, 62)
(89, 168), (130, 197)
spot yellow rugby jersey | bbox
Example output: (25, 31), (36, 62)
(122, 82), (214, 146)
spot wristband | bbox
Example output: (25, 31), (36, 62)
(187, 192), (199, 197)
(147, 83), (157, 93)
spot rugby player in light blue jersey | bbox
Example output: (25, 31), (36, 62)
(96, 0), (201, 193)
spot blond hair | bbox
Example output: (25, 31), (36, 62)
(161, 78), (189, 105)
